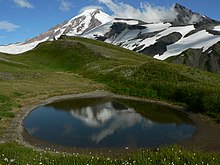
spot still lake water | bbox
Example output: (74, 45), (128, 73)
(23, 97), (196, 148)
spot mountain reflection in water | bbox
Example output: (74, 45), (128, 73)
(70, 101), (146, 143)
(23, 97), (196, 148)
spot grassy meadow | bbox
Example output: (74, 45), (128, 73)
(1, 36), (220, 164)
(0, 143), (220, 165)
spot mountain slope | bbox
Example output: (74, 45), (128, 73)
(4, 36), (220, 117)
(166, 41), (220, 74)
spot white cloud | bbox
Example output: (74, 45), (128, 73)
(13, 0), (34, 9)
(59, 0), (73, 11)
(140, 3), (177, 23)
(79, 5), (103, 13)
(98, 0), (177, 23)
(189, 14), (202, 24)
(0, 21), (19, 32)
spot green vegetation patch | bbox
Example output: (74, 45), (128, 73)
(0, 143), (220, 165)
(84, 61), (220, 116)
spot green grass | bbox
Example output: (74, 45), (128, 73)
(1, 36), (220, 164)
(0, 143), (220, 165)
(84, 59), (220, 116)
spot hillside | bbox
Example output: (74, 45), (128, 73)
(1, 37), (220, 124)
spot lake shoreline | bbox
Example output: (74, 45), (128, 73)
(3, 90), (220, 156)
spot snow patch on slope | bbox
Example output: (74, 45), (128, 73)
(114, 20), (139, 25)
(155, 29), (220, 60)
(142, 23), (171, 33)
(140, 25), (195, 51)
(82, 19), (139, 40)
(82, 21), (113, 39)
(0, 37), (49, 54)
(104, 22), (172, 51)
(213, 25), (220, 31)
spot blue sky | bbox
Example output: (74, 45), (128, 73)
(1, 0), (220, 45)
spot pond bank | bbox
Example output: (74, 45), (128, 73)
(3, 90), (220, 156)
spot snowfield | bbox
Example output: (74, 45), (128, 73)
(0, 37), (49, 54)
(155, 29), (220, 60)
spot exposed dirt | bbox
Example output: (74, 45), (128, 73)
(180, 113), (220, 153)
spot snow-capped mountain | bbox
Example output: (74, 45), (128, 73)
(81, 3), (220, 61)
(0, 9), (112, 54)
(1, 3), (220, 73)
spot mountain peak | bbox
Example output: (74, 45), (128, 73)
(67, 8), (112, 34)
(173, 3), (202, 25)
(174, 3), (187, 10)
(70, 8), (112, 24)
(173, 3), (219, 25)
(71, 8), (103, 21)
(79, 8), (101, 15)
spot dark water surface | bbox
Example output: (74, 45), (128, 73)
(23, 97), (196, 148)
